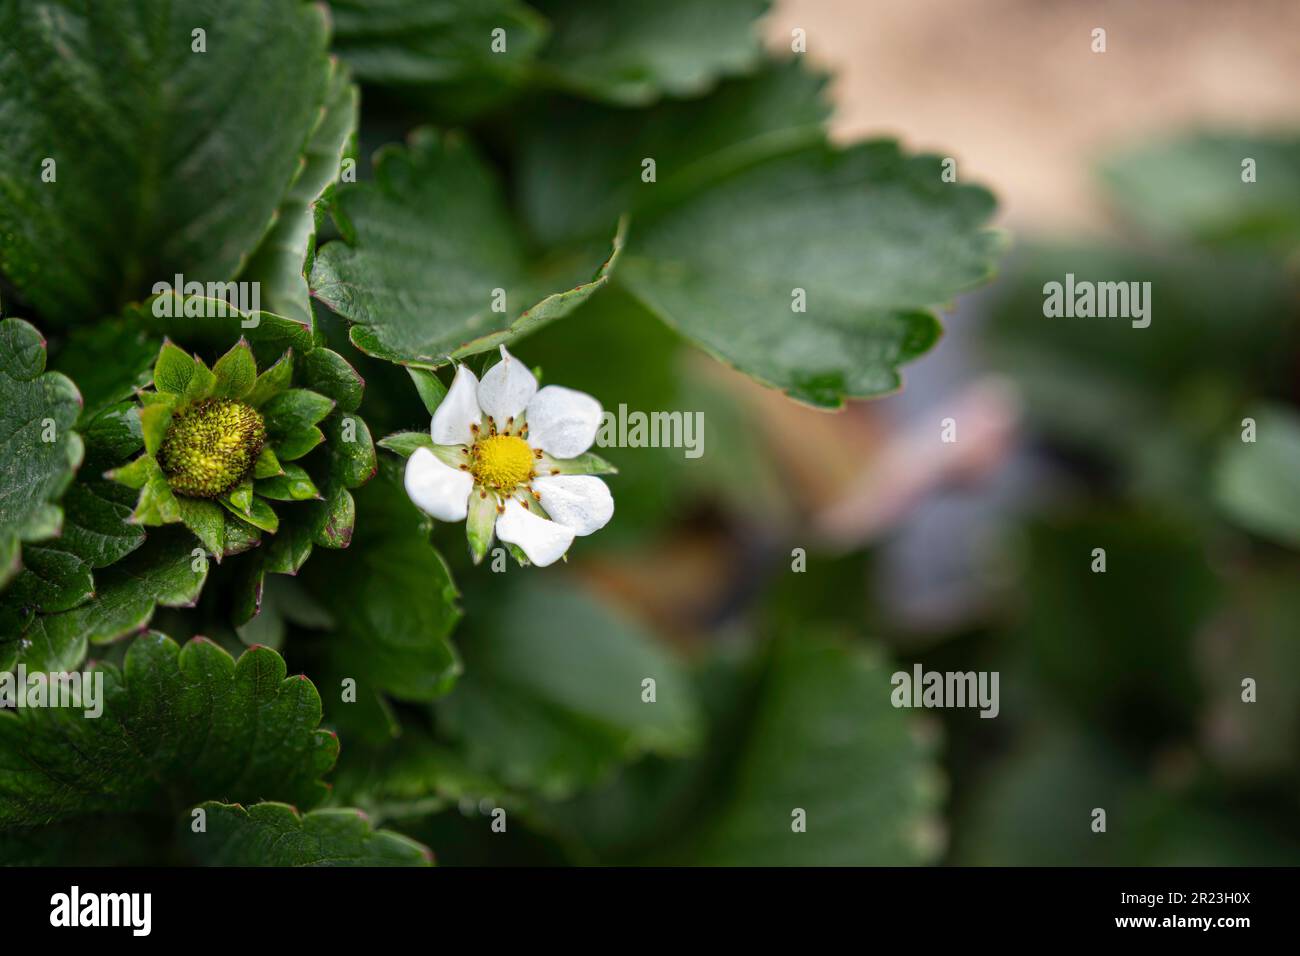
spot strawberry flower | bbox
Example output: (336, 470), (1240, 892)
(387, 346), (615, 567)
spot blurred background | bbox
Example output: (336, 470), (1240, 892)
(296, 0), (1300, 865)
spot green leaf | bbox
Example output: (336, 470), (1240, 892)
(519, 58), (831, 246)
(0, 529), (208, 674)
(80, 402), (145, 468)
(0, 0), (332, 324)
(954, 722), (1300, 866)
(2, 478), (146, 614)
(240, 59), (359, 326)
(134, 296), (315, 369)
(0, 633), (338, 827)
(184, 801), (432, 866)
(58, 479), (150, 567)
(235, 574), (331, 648)
(437, 578), (702, 799)
(305, 470), (461, 701)
(532, 0), (768, 106)
(0, 318), (84, 588)
(310, 128), (623, 368)
(1214, 404), (1300, 549)
(211, 338), (258, 399)
(51, 320), (159, 421)
(1, 544), (92, 615)
(670, 636), (942, 865)
(1015, 512), (1216, 741)
(0, 817), (166, 866)
(329, 0), (546, 86)
(1099, 132), (1300, 253)
(619, 143), (1002, 407)
(985, 243), (1295, 503)
(330, 730), (520, 822)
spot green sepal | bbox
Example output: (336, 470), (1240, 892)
(323, 413), (377, 487)
(301, 348), (364, 411)
(262, 388), (335, 433)
(274, 426), (326, 461)
(212, 338), (258, 399)
(466, 489), (496, 565)
(136, 390), (179, 408)
(378, 433), (466, 469)
(153, 340), (201, 395)
(220, 493), (280, 534)
(246, 351), (295, 408)
(311, 485), (355, 548)
(177, 497), (226, 560)
(181, 358), (217, 405)
(536, 450), (618, 476)
(227, 478), (255, 515)
(264, 523), (314, 574)
(139, 403), (173, 457)
(253, 446), (284, 479)
(106, 454), (157, 490)
(232, 555), (266, 627)
(109, 455), (182, 526)
(257, 463), (322, 501)
(223, 515), (263, 556)
(378, 431), (435, 458)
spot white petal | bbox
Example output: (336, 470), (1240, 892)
(495, 499), (575, 567)
(404, 447), (473, 522)
(525, 385), (602, 459)
(431, 364), (482, 445)
(477, 345), (537, 423)
(534, 475), (614, 536)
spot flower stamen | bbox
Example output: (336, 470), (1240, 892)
(470, 434), (535, 492)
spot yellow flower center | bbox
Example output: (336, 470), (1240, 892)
(472, 434), (534, 491)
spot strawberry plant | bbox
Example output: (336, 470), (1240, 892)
(0, 0), (1004, 866)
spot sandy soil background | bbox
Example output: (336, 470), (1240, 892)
(767, 0), (1300, 234)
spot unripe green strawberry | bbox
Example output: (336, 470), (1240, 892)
(158, 398), (266, 498)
